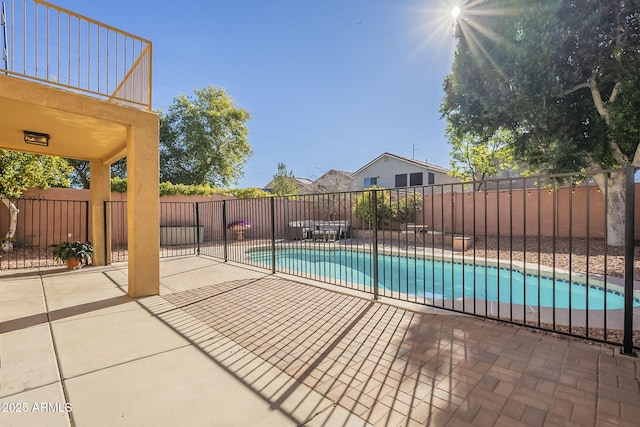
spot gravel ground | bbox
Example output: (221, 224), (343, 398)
(471, 236), (640, 281)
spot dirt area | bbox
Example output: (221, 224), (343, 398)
(471, 236), (640, 281)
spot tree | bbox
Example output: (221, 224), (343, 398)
(441, 0), (640, 246)
(0, 151), (72, 252)
(67, 159), (91, 189)
(352, 187), (393, 229)
(67, 158), (127, 189)
(395, 193), (424, 225)
(447, 125), (516, 190)
(270, 163), (299, 197)
(159, 86), (252, 186)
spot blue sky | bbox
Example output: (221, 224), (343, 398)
(54, 0), (459, 188)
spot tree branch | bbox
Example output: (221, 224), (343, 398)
(562, 82), (590, 95)
(587, 77), (610, 125)
(609, 82), (621, 103)
(609, 140), (628, 166)
(577, 75), (628, 166)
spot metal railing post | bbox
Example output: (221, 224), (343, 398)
(103, 200), (108, 265)
(271, 197), (276, 274)
(621, 165), (637, 356)
(372, 190), (379, 300)
(222, 200), (228, 262)
(195, 202), (200, 256)
(84, 200), (89, 242)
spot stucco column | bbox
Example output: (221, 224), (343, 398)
(89, 159), (111, 266)
(126, 116), (160, 297)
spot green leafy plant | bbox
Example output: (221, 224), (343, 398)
(52, 241), (94, 265)
(395, 194), (424, 224)
(352, 187), (393, 229)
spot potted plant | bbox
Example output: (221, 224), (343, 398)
(227, 220), (251, 240)
(52, 241), (94, 269)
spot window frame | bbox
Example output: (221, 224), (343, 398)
(364, 177), (378, 187)
(395, 173), (408, 188)
(427, 172), (435, 185)
(409, 172), (423, 186)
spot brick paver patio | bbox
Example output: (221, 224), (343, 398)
(154, 261), (640, 427)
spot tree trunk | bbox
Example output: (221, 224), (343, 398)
(592, 172), (626, 247)
(1, 196), (19, 253)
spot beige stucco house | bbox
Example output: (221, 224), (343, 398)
(0, 1), (159, 296)
(352, 152), (459, 191)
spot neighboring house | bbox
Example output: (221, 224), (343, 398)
(263, 176), (313, 193)
(307, 170), (356, 193)
(352, 152), (459, 191)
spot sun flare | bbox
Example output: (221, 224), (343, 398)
(451, 6), (461, 19)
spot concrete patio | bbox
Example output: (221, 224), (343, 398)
(1, 256), (639, 426)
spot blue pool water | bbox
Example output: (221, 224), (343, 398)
(249, 249), (639, 310)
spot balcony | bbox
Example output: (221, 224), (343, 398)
(0, 1), (160, 297)
(1, 0), (151, 110)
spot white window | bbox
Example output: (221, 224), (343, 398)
(364, 177), (377, 187)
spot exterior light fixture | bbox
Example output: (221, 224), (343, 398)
(24, 130), (50, 146)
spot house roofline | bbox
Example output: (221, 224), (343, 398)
(353, 152), (450, 175)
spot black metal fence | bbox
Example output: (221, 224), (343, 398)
(22, 167), (632, 353)
(113, 167), (637, 352)
(0, 198), (89, 269)
(105, 200), (203, 262)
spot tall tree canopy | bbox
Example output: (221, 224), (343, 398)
(270, 163), (299, 197)
(447, 125), (516, 190)
(441, 0), (640, 245)
(159, 86), (252, 186)
(66, 158), (128, 189)
(0, 151), (72, 251)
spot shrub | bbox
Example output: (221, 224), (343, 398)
(395, 193), (424, 224)
(110, 178), (269, 199)
(352, 187), (393, 228)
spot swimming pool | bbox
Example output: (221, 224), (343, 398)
(249, 248), (639, 310)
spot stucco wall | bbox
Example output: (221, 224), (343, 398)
(352, 156), (457, 190)
(4, 184), (639, 246)
(415, 184), (640, 240)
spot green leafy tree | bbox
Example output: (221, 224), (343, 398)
(159, 86), (252, 186)
(67, 158), (127, 189)
(395, 193), (424, 225)
(447, 125), (516, 190)
(270, 163), (299, 197)
(66, 159), (91, 189)
(441, 0), (640, 246)
(353, 187), (393, 229)
(0, 151), (72, 251)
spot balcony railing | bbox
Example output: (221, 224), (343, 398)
(0, 0), (151, 110)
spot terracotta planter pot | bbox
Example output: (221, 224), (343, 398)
(66, 258), (82, 270)
(232, 224), (248, 240)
